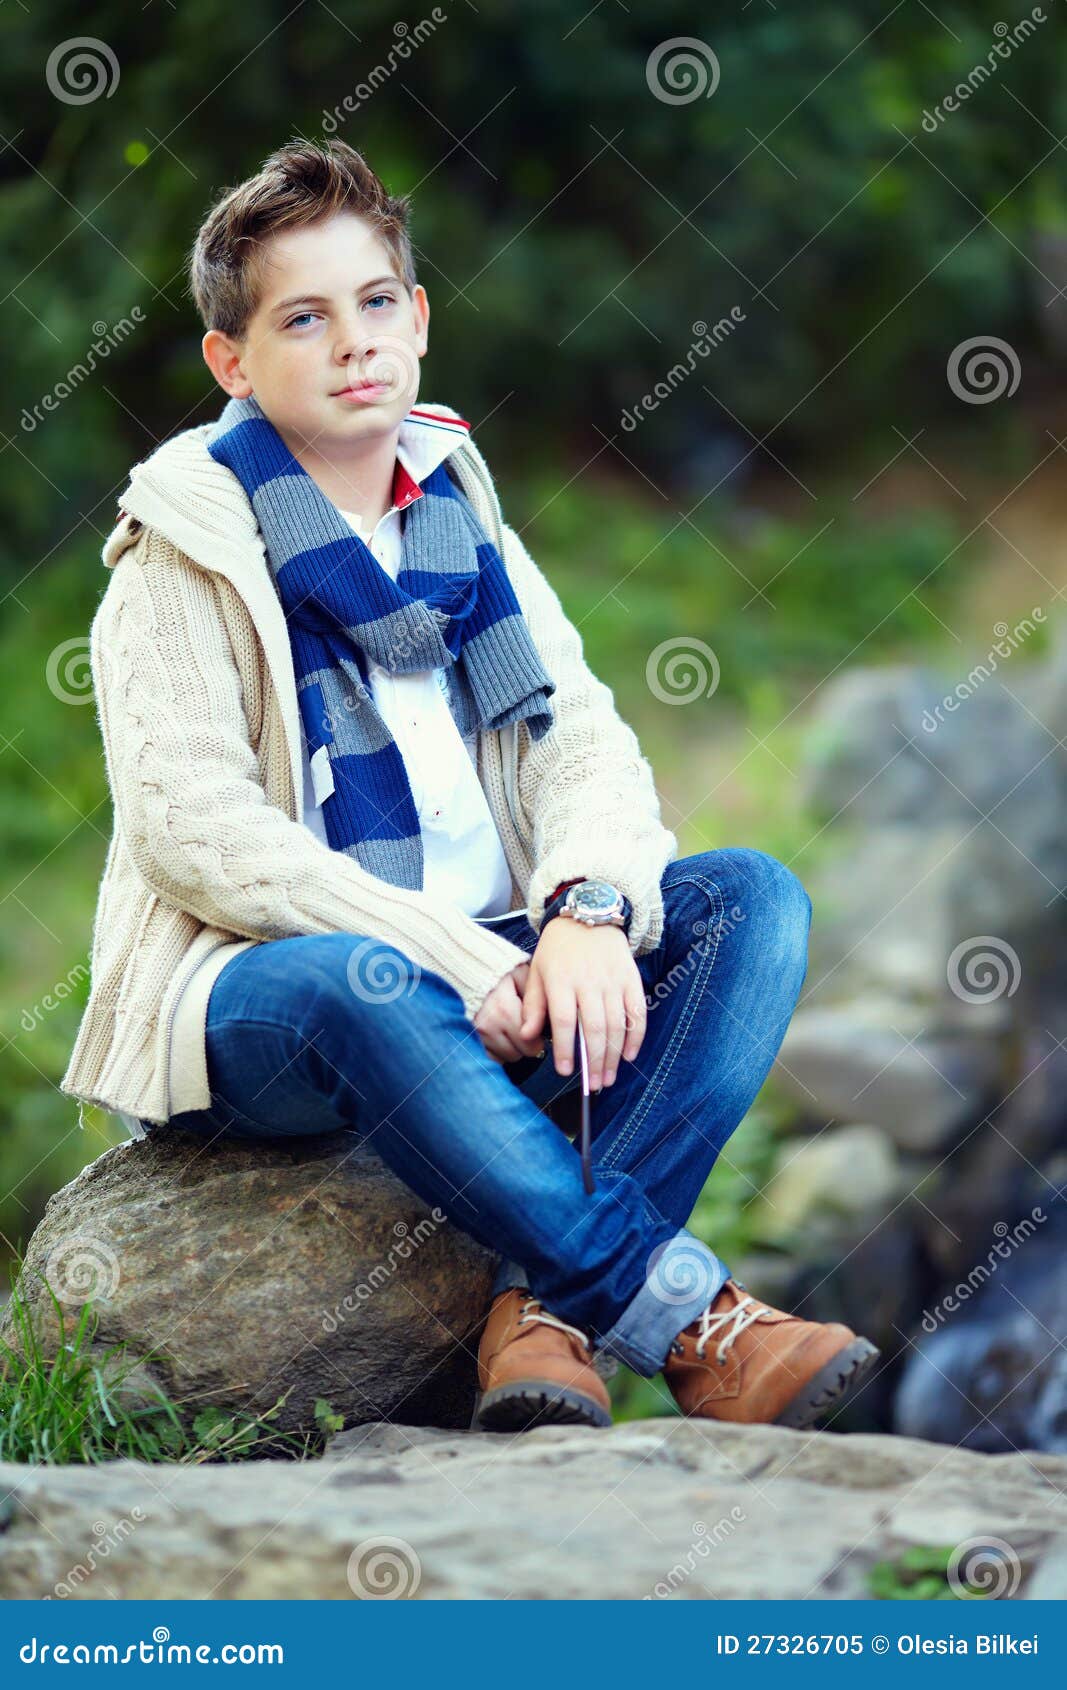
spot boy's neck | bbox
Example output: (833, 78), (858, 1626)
(280, 421), (401, 533)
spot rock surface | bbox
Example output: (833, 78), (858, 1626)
(0, 1128), (501, 1435)
(0, 1420), (1064, 1599)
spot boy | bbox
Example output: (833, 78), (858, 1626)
(61, 138), (879, 1432)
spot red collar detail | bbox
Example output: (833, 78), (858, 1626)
(392, 458), (424, 510)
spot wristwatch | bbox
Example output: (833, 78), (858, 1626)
(539, 877), (633, 937)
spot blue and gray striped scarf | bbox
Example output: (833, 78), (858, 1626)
(206, 394), (555, 890)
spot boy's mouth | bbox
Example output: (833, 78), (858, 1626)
(333, 381), (390, 404)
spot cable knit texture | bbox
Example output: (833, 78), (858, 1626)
(60, 403), (679, 1125)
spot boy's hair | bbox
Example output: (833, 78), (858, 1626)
(187, 137), (416, 341)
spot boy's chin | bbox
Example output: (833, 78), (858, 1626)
(264, 392), (413, 449)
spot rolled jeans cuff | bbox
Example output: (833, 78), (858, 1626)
(592, 1229), (731, 1377)
(491, 1256), (530, 1299)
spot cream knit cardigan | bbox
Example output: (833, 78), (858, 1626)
(60, 403), (679, 1127)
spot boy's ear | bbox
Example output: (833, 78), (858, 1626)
(202, 329), (253, 398)
(411, 283), (430, 356)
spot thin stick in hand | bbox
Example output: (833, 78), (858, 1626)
(577, 1018), (595, 1195)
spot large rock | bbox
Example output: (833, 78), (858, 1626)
(794, 822), (1029, 1017)
(749, 1124), (901, 1246)
(0, 1127), (501, 1436)
(795, 657), (1067, 1020)
(775, 1005), (1001, 1152)
(0, 1420), (1064, 1599)
(801, 663), (1067, 880)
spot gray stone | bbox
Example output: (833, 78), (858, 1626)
(775, 1007), (1000, 1152)
(800, 665), (949, 826)
(1024, 1543), (1067, 1600)
(799, 824), (1021, 1021)
(0, 1420), (1064, 1599)
(750, 1124), (900, 1246)
(725, 1251), (799, 1310)
(796, 658), (1067, 1020)
(0, 1127), (499, 1438)
(801, 665), (1067, 864)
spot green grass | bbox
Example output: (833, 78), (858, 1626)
(0, 1258), (343, 1465)
(867, 1544), (1001, 1600)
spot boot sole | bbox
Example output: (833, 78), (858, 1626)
(774, 1337), (881, 1429)
(473, 1379), (612, 1433)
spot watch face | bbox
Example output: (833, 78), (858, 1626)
(568, 879), (620, 916)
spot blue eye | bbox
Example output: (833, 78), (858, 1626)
(284, 296), (394, 330)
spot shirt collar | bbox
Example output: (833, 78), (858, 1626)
(391, 406), (471, 511)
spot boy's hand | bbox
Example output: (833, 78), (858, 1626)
(519, 919), (647, 1090)
(472, 961), (546, 1065)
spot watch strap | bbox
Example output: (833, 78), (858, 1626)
(538, 879), (585, 935)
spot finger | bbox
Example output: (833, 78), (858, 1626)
(491, 983), (531, 1062)
(519, 967), (548, 1046)
(480, 1026), (526, 1064)
(602, 992), (629, 1087)
(622, 977), (648, 1064)
(501, 977), (544, 1058)
(548, 986), (577, 1076)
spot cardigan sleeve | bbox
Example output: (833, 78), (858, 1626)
(501, 522), (678, 956)
(91, 527), (530, 1024)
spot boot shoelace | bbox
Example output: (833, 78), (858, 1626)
(518, 1294), (593, 1354)
(671, 1294), (776, 1366)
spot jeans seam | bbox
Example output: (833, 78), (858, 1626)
(596, 872), (725, 1173)
(585, 1167), (670, 1233)
(209, 1013), (328, 1038)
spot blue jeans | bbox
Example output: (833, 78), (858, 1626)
(157, 848), (812, 1377)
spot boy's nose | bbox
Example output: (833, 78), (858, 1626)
(333, 318), (378, 365)
(336, 340), (377, 372)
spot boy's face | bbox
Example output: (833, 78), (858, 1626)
(202, 210), (429, 454)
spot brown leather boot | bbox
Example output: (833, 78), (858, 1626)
(662, 1277), (879, 1430)
(473, 1287), (612, 1432)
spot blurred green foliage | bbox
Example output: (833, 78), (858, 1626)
(3, 0), (1065, 568)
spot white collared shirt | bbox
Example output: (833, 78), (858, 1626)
(297, 407), (515, 921)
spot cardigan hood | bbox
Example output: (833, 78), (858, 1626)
(103, 400), (485, 575)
